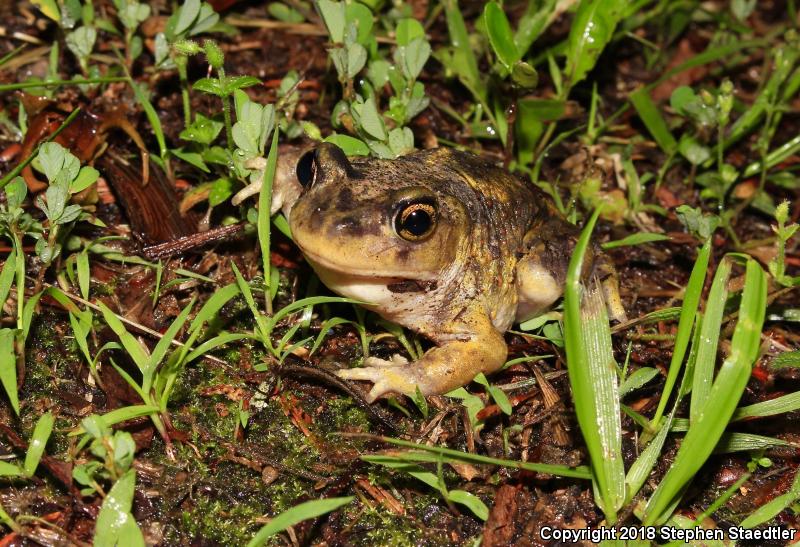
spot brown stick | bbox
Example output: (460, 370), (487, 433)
(141, 223), (248, 260)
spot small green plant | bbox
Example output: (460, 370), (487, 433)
(0, 412), (54, 479)
(231, 262), (359, 365)
(362, 436), (591, 521)
(73, 415), (137, 495)
(192, 41), (262, 153)
(155, 0), (222, 126)
(111, 0), (151, 68)
(312, 1), (430, 157)
(0, 177), (34, 414)
(32, 142), (100, 267)
(73, 415), (144, 546)
(366, 453), (490, 521)
(631, 31), (800, 233)
(437, 0), (625, 166)
(769, 200), (799, 287)
(557, 205), (772, 526)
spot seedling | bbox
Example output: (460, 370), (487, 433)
(769, 200), (799, 287)
(313, 1), (430, 158)
(72, 415), (144, 545)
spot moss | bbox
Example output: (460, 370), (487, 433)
(319, 395), (372, 436)
(173, 495), (266, 545)
(340, 496), (459, 546)
(246, 397), (324, 472)
(262, 475), (314, 515)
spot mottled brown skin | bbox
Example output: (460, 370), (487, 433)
(274, 143), (619, 401)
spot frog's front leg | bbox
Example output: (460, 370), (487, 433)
(231, 146), (306, 215)
(336, 326), (507, 401)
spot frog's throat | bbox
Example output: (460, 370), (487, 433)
(304, 257), (423, 311)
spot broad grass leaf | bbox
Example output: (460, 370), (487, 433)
(24, 412), (54, 477)
(247, 497), (353, 547)
(565, 0), (624, 87)
(94, 470), (144, 547)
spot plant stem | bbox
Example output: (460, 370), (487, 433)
(0, 502), (20, 533)
(13, 232), (23, 331)
(176, 56), (192, 128)
(222, 96), (234, 153)
(218, 68), (234, 153)
(0, 77), (127, 91)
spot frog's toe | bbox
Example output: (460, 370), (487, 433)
(335, 365), (418, 402)
(363, 354), (409, 367)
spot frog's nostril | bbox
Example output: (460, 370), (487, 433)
(336, 215), (362, 234)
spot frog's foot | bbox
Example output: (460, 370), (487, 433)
(336, 329), (507, 402)
(336, 356), (417, 402)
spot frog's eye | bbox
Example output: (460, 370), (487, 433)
(296, 150), (317, 188)
(394, 200), (437, 241)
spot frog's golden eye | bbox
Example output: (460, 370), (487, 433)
(394, 200), (437, 241)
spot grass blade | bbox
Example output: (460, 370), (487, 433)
(733, 391), (800, 420)
(98, 302), (150, 370)
(562, 208), (624, 521)
(772, 350), (800, 368)
(601, 232), (670, 250)
(0, 461), (24, 477)
(146, 297), (195, 377)
(650, 239), (711, 429)
(258, 130), (279, 315)
(375, 436), (591, 479)
(187, 283), (240, 335)
(630, 87), (677, 153)
(23, 412), (54, 477)
(184, 333), (251, 364)
(76, 250), (90, 299)
(231, 262), (273, 352)
(127, 75), (166, 159)
(69, 405), (160, 436)
(713, 432), (791, 453)
(246, 497), (353, 547)
(643, 258), (767, 525)
(0, 329), (19, 415)
(740, 469), (800, 528)
(726, 44), (799, 148)
(690, 256), (732, 422)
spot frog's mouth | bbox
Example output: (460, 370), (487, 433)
(297, 245), (438, 281)
(298, 250), (440, 308)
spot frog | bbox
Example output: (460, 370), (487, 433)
(269, 143), (625, 402)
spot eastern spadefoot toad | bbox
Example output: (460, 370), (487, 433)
(270, 144), (624, 401)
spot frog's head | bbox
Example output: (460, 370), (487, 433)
(287, 144), (470, 302)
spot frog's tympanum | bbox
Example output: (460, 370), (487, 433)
(272, 143), (624, 401)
